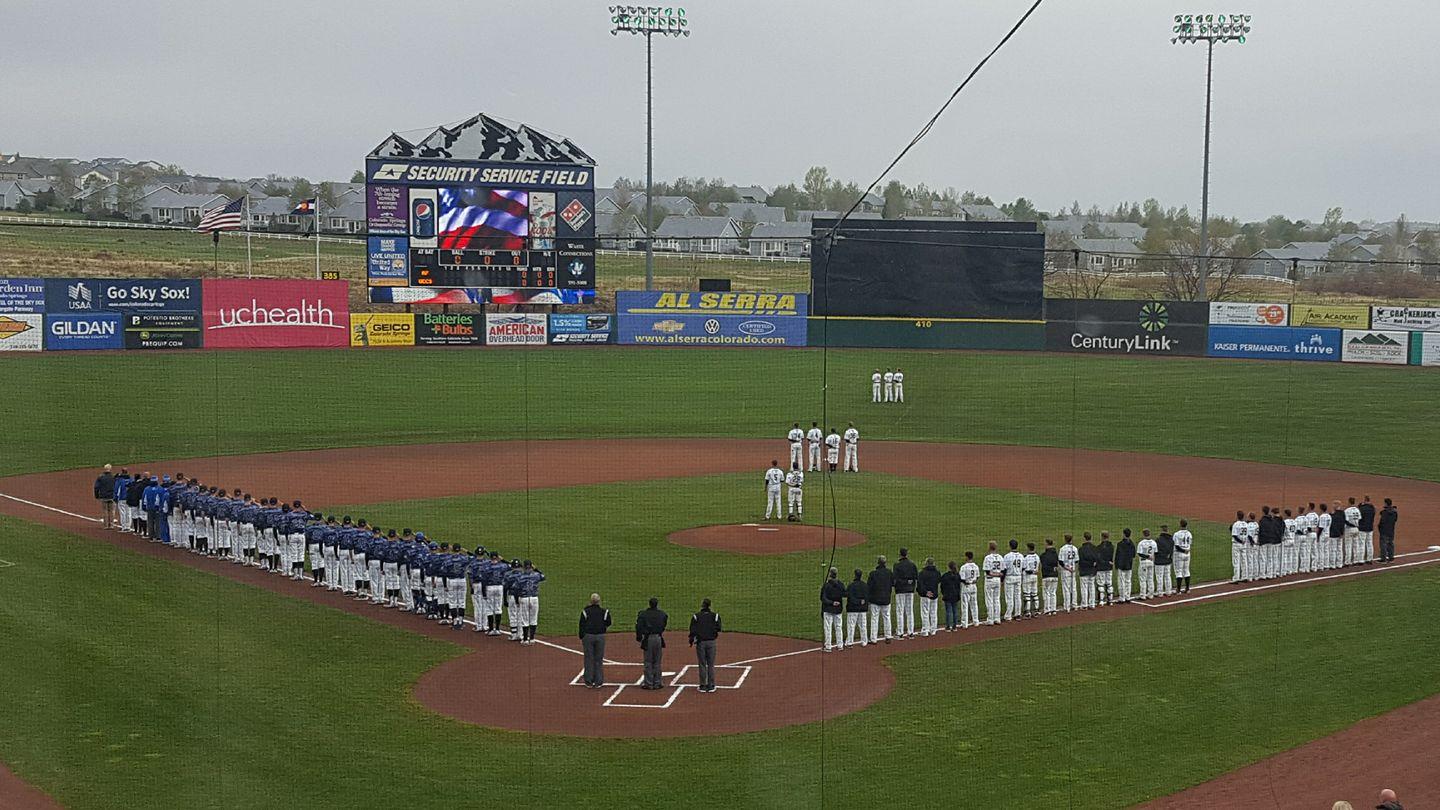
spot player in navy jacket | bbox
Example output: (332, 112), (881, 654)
(481, 554), (508, 635)
(502, 561), (526, 641)
(515, 562), (546, 645)
(113, 471), (133, 533)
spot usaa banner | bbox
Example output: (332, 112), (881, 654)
(616, 291), (807, 317)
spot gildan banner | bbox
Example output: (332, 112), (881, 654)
(202, 279), (349, 349)
(1208, 301), (1289, 326)
(44, 312), (123, 350)
(1289, 304), (1369, 329)
(0, 314), (43, 351)
(1340, 330), (1408, 365)
(1206, 325), (1340, 361)
(1371, 306), (1440, 332)
(617, 313), (808, 346)
(1045, 299), (1208, 356)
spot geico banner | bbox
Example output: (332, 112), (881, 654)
(485, 313), (547, 345)
(202, 279), (349, 349)
(617, 313), (808, 346)
(1418, 332), (1440, 366)
(44, 312), (123, 350)
(1208, 301), (1289, 326)
(1289, 304), (1369, 329)
(617, 291), (807, 316)
(0, 278), (45, 313)
(1371, 305), (1440, 332)
(0, 314), (43, 351)
(350, 313), (416, 347)
(123, 311), (202, 350)
(1207, 325), (1340, 362)
(1044, 299), (1208, 356)
(415, 313), (482, 346)
(549, 313), (613, 344)
(1340, 329), (1408, 365)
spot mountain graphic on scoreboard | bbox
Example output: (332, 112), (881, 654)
(1349, 333), (1401, 346)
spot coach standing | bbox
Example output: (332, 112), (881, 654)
(1359, 495), (1377, 564)
(94, 464), (116, 529)
(821, 568), (846, 651)
(636, 597), (668, 690)
(578, 594), (611, 688)
(1378, 498), (1398, 562)
(867, 556), (894, 643)
(688, 599), (722, 693)
(891, 549), (918, 638)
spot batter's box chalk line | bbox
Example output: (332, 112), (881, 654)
(0, 558), (15, 568)
(572, 663), (752, 708)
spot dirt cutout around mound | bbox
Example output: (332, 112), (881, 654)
(668, 522), (867, 555)
(0, 762), (63, 810)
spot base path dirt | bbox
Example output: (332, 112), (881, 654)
(0, 762), (63, 810)
(668, 523), (867, 555)
(2, 439), (1438, 741)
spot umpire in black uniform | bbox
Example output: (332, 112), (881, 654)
(578, 593), (612, 688)
(688, 598), (722, 692)
(636, 597), (668, 689)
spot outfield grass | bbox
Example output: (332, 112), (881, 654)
(3, 514), (1437, 809)
(4, 347), (1438, 481)
(331, 473), (1232, 640)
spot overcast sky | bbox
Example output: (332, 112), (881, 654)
(7, 0), (1438, 222)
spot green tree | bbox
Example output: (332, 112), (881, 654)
(1001, 197), (1039, 221)
(882, 180), (907, 219)
(350, 170), (365, 184)
(802, 166), (831, 209)
(289, 178), (316, 207)
(15, 198), (32, 213)
(114, 169), (148, 219)
(317, 181), (340, 210)
(766, 183), (807, 215)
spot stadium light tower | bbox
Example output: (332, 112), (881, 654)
(611, 6), (691, 291)
(1170, 12), (1251, 301)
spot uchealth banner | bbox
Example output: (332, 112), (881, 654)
(485, 312), (547, 345)
(617, 313), (808, 346)
(617, 291), (807, 316)
(1208, 301), (1288, 327)
(1289, 303), (1369, 329)
(350, 313), (415, 347)
(202, 279), (349, 349)
(0, 313), (43, 351)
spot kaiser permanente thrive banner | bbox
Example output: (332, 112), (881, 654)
(202, 279), (349, 349)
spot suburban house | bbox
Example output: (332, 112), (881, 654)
(1043, 217), (1148, 242)
(1070, 238), (1143, 271)
(748, 221), (813, 258)
(729, 185), (770, 204)
(136, 188), (227, 225)
(1245, 234), (1426, 278)
(246, 195), (294, 228)
(716, 202), (787, 225)
(323, 199), (367, 234)
(0, 179), (56, 209)
(596, 212), (645, 249)
(654, 216), (742, 253)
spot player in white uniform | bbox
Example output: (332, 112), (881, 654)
(1001, 540), (1023, 621)
(1300, 504), (1318, 573)
(1281, 510), (1297, 576)
(824, 428), (841, 473)
(1316, 505), (1333, 570)
(843, 423), (859, 472)
(892, 368), (904, 402)
(763, 460), (785, 520)
(1021, 542), (1041, 618)
(785, 465), (804, 522)
(958, 553), (981, 628)
(1343, 499), (1362, 567)
(883, 368), (895, 402)
(1057, 534), (1079, 612)
(806, 423), (823, 472)
(787, 423), (804, 470)
(1136, 530), (1158, 599)
(981, 543), (1005, 626)
(1172, 520), (1194, 593)
(1230, 511), (1247, 582)
(1244, 513), (1259, 581)
(871, 369), (882, 403)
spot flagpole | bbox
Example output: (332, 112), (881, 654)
(244, 194), (253, 278)
(314, 197), (321, 280)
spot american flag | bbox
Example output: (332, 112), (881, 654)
(438, 188), (528, 250)
(196, 197), (245, 232)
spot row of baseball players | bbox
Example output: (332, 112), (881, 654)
(871, 368), (905, 403)
(1228, 497), (1400, 582)
(816, 528), (1194, 650)
(785, 422), (860, 477)
(90, 468), (549, 644)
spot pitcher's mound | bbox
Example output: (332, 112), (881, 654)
(668, 523), (867, 555)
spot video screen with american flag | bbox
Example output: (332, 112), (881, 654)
(437, 187), (529, 250)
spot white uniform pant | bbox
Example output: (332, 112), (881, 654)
(1041, 577), (1057, 613)
(823, 612), (844, 649)
(1095, 570), (1113, 604)
(1281, 542), (1296, 575)
(844, 444), (858, 472)
(872, 382), (881, 402)
(826, 447), (838, 468)
(808, 442), (821, 471)
(1060, 570), (1077, 611)
(894, 382), (904, 402)
(1297, 537), (1312, 572)
(788, 488), (803, 517)
(1231, 543), (1244, 581)
(1174, 553), (1191, 580)
(1003, 578), (1020, 620)
(1155, 564), (1173, 595)
(918, 596), (938, 635)
(765, 486), (782, 519)
(1022, 574), (1039, 614)
(868, 603), (893, 640)
(1361, 530), (1373, 562)
(1244, 543), (1258, 580)
(485, 585), (504, 617)
(960, 585), (979, 627)
(789, 443), (803, 469)
(894, 592), (915, 636)
(846, 612), (868, 645)
(520, 595), (539, 627)
(1080, 575), (1096, 608)
(1138, 561), (1155, 598)
(983, 578), (1002, 623)
(1116, 568), (1133, 602)
(884, 382), (894, 402)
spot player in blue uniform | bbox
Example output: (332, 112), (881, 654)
(503, 560), (525, 641)
(515, 560), (546, 645)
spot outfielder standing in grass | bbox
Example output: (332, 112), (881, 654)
(806, 422), (823, 472)
(871, 368), (882, 402)
(825, 427), (841, 473)
(787, 423), (804, 469)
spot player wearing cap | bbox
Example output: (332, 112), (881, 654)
(892, 368), (904, 402)
(958, 552), (981, 629)
(821, 567), (846, 651)
(786, 464), (804, 522)
(806, 422), (823, 472)
(871, 369), (882, 403)
(1229, 511), (1246, 582)
(787, 423), (804, 470)
(1001, 540), (1023, 621)
(981, 543), (1005, 626)
(843, 423), (859, 472)
(844, 569), (869, 647)
(1343, 497), (1363, 567)
(1172, 519), (1194, 593)
(504, 559), (525, 640)
(1021, 542), (1041, 618)
(1039, 540), (1060, 615)
(1136, 530), (1158, 600)
(1058, 534), (1079, 612)
(763, 460), (785, 521)
(883, 368), (895, 402)
(824, 428), (841, 473)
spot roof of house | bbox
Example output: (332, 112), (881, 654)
(247, 196), (293, 216)
(959, 203), (1009, 220)
(750, 221), (813, 239)
(327, 199), (366, 220)
(730, 184), (769, 202)
(652, 196), (698, 215)
(139, 188), (227, 211)
(1280, 241), (1340, 261)
(596, 212), (643, 236)
(1073, 237), (1142, 255)
(718, 202), (786, 223)
(1043, 217), (1147, 240)
(372, 112), (593, 165)
(795, 209), (839, 220)
(656, 216), (738, 239)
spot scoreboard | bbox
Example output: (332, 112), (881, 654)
(364, 157), (596, 293)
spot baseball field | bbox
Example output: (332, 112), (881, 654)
(2, 346), (1439, 808)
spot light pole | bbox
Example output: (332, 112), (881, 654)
(1171, 12), (1251, 301)
(611, 6), (691, 291)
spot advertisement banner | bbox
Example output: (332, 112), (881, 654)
(1340, 329), (1408, 365)
(1371, 305), (1440, 332)
(366, 184), (408, 234)
(350, 313), (416, 347)
(367, 236), (410, 287)
(617, 313), (808, 346)
(1206, 325), (1341, 362)
(44, 312), (123, 351)
(366, 159), (593, 189)
(1208, 301), (1289, 326)
(617, 291), (807, 316)
(415, 313), (482, 346)
(1289, 304), (1369, 329)
(202, 279), (349, 349)
(549, 313), (613, 344)
(0, 278), (45, 313)
(98, 279), (201, 312)
(485, 312), (547, 345)
(1044, 299), (1208, 356)
(0, 314), (43, 351)
(1418, 332), (1440, 367)
(123, 311), (202, 350)
(43, 278), (105, 313)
